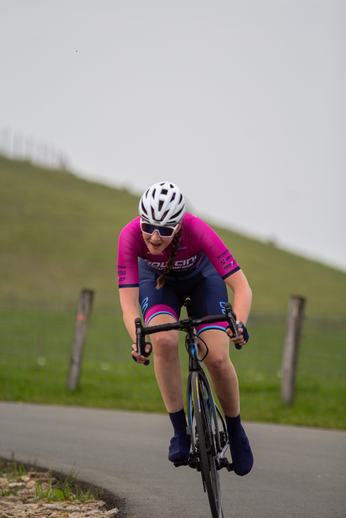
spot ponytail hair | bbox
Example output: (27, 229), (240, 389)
(156, 224), (183, 289)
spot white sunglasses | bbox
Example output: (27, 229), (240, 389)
(140, 219), (179, 238)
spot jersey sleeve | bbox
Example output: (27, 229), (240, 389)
(187, 215), (240, 279)
(117, 218), (142, 288)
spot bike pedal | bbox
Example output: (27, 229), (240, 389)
(173, 459), (190, 467)
(220, 458), (234, 471)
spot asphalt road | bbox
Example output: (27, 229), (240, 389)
(1, 402), (345, 518)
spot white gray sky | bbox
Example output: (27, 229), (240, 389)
(1, 0), (345, 271)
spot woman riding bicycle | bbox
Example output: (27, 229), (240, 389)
(117, 181), (253, 476)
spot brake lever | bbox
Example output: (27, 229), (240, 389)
(134, 318), (150, 365)
(225, 303), (242, 350)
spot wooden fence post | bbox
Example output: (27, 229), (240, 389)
(67, 289), (94, 391)
(281, 295), (306, 406)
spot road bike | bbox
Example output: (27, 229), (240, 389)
(135, 298), (242, 518)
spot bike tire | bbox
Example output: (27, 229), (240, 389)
(191, 371), (223, 518)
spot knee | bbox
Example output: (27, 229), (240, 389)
(152, 333), (178, 358)
(206, 354), (232, 377)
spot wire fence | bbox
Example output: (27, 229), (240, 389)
(0, 306), (345, 423)
(0, 126), (71, 170)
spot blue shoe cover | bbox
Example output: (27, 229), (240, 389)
(168, 435), (190, 462)
(226, 415), (254, 476)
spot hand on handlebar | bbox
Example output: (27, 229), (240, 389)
(226, 321), (249, 347)
(132, 342), (152, 365)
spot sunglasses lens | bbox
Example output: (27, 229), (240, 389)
(158, 227), (174, 237)
(141, 222), (155, 234)
(141, 221), (175, 237)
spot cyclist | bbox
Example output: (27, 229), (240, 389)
(117, 181), (253, 476)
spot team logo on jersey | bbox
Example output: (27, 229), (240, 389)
(144, 255), (197, 270)
(217, 250), (229, 260)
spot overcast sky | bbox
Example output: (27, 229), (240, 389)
(1, 0), (345, 271)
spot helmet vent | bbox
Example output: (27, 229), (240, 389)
(172, 208), (184, 219)
(161, 210), (169, 222)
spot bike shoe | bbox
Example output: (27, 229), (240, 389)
(168, 434), (190, 462)
(226, 415), (254, 476)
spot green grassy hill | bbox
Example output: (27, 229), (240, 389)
(1, 155), (346, 317)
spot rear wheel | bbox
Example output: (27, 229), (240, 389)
(191, 372), (223, 518)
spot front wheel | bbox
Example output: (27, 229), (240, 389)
(191, 371), (223, 518)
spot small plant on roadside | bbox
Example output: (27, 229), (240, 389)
(1, 486), (17, 498)
(35, 480), (56, 502)
(54, 484), (72, 501)
(75, 484), (104, 503)
(6, 462), (28, 481)
(1, 459), (103, 503)
(0, 461), (28, 497)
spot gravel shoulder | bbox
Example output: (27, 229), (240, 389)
(0, 458), (126, 518)
(0, 457), (126, 518)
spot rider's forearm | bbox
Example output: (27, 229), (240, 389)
(232, 283), (252, 325)
(122, 306), (141, 343)
(225, 271), (252, 325)
(119, 287), (141, 343)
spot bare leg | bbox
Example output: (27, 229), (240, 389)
(198, 329), (240, 417)
(149, 314), (184, 413)
(148, 314), (190, 461)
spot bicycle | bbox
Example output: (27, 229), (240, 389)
(134, 298), (242, 518)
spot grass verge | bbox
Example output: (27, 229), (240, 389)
(0, 308), (345, 430)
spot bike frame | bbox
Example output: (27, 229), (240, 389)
(185, 322), (227, 460)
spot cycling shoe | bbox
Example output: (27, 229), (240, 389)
(168, 434), (190, 462)
(226, 415), (254, 476)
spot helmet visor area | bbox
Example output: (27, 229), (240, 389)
(140, 219), (179, 238)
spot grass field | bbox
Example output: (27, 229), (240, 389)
(1, 155), (346, 316)
(1, 156), (345, 429)
(0, 307), (345, 429)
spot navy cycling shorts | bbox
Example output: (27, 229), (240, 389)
(138, 257), (229, 335)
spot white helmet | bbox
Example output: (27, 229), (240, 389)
(139, 181), (186, 226)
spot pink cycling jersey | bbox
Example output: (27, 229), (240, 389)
(118, 213), (240, 288)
